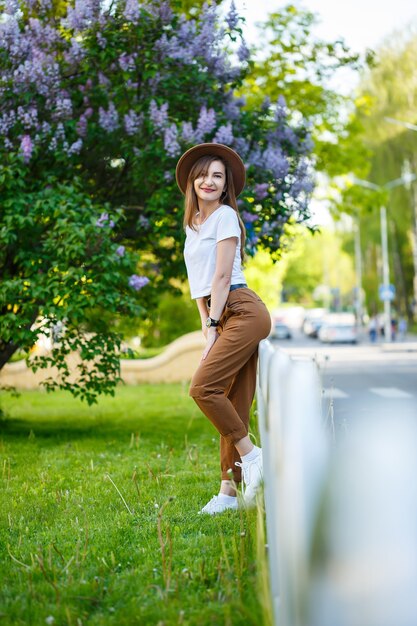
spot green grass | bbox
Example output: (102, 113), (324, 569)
(0, 385), (271, 626)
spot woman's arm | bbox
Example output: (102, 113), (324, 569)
(196, 297), (209, 326)
(200, 237), (237, 359)
(208, 237), (237, 321)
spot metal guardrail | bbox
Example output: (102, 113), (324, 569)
(257, 338), (329, 626)
(257, 338), (417, 626)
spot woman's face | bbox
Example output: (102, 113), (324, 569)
(193, 159), (226, 204)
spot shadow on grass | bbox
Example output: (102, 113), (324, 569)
(0, 383), (208, 446)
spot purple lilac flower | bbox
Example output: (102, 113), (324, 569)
(20, 134), (33, 163)
(233, 137), (250, 158)
(193, 5), (217, 59)
(116, 245), (125, 257)
(0, 110), (16, 135)
(180, 121), (196, 144)
(263, 147), (289, 180)
(261, 96), (271, 113)
(124, 0), (141, 24)
(242, 210), (258, 224)
(225, 0), (239, 29)
(98, 72), (110, 86)
(149, 100), (169, 132)
(146, 1), (172, 23)
(96, 31), (107, 49)
(76, 115), (88, 137)
(65, 0), (101, 31)
(213, 122), (234, 145)
(5, 0), (19, 15)
(254, 183), (269, 200)
(128, 274), (150, 291)
(26, 18), (59, 48)
(138, 215), (149, 228)
(299, 133), (314, 154)
(237, 40), (250, 63)
(67, 138), (83, 155)
(275, 95), (287, 123)
(195, 106), (216, 141)
(223, 94), (245, 121)
(63, 38), (86, 63)
(53, 95), (73, 120)
(55, 122), (65, 140)
(99, 102), (119, 132)
(247, 148), (263, 168)
(164, 171), (173, 181)
(119, 53), (136, 72)
(124, 110), (143, 136)
(164, 124), (181, 157)
(96, 212), (115, 228)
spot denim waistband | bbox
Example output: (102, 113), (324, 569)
(206, 284), (247, 307)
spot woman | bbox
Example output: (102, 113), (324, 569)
(176, 143), (272, 515)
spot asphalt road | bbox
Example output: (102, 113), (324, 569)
(270, 328), (417, 438)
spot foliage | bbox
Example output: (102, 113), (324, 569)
(0, 0), (314, 263)
(241, 4), (368, 176)
(0, 153), (147, 403)
(332, 29), (417, 318)
(280, 226), (356, 307)
(243, 249), (286, 311)
(0, 0), (316, 392)
(0, 384), (269, 625)
(139, 290), (201, 348)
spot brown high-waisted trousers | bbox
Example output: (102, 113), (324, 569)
(189, 287), (272, 483)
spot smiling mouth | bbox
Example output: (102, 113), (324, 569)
(201, 188), (215, 192)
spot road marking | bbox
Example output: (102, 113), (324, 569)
(370, 387), (413, 399)
(322, 387), (349, 399)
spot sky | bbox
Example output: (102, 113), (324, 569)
(233, 0), (417, 226)
(234, 0), (417, 97)
(234, 0), (417, 56)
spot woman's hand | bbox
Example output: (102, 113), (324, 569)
(201, 323), (208, 339)
(201, 327), (219, 360)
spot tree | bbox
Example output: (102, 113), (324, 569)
(331, 29), (417, 319)
(240, 4), (368, 176)
(0, 0), (314, 397)
(0, 155), (147, 403)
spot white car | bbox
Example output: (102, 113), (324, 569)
(318, 314), (358, 344)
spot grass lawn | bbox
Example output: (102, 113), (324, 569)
(0, 384), (271, 626)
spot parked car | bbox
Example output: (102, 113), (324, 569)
(270, 321), (292, 340)
(318, 313), (358, 344)
(303, 308), (328, 338)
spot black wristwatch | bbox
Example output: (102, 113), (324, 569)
(206, 317), (220, 328)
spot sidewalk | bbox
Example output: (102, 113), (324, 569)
(359, 330), (417, 352)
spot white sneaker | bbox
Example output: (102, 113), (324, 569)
(235, 450), (263, 506)
(198, 495), (238, 515)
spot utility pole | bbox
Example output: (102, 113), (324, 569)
(380, 206), (392, 340)
(354, 215), (363, 325)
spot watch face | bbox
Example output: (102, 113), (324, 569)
(206, 318), (211, 327)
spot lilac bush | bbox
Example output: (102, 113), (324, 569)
(0, 0), (314, 267)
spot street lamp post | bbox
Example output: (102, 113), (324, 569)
(353, 215), (363, 325)
(380, 205), (391, 341)
(351, 174), (416, 342)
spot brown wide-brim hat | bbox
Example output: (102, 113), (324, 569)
(175, 143), (246, 197)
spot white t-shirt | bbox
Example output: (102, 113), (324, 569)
(184, 205), (246, 299)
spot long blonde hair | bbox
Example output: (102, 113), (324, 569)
(182, 154), (246, 263)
